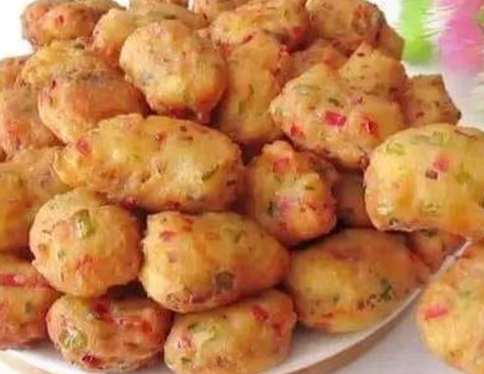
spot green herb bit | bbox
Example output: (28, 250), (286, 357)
(385, 141), (405, 155)
(24, 301), (33, 314)
(181, 357), (192, 366)
(422, 202), (440, 216)
(75, 210), (95, 239)
(223, 228), (245, 243)
(379, 279), (395, 302)
(59, 327), (87, 352)
(202, 165), (220, 181)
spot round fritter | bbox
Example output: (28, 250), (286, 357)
(402, 75), (461, 127)
(130, 0), (188, 9)
(0, 56), (29, 91)
(365, 124), (484, 239)
(215, 33), (290, 147)
(0, 147), (68, 253)
(39, 70), (148, 143)
(19, 40), (110, 89)
(407, 230), (464, 273)
(289, 39), (347, 80)
(334, 172), (373, 228)
(120, 20), (226, 121)
(91, 7), (207, 67)
(140, 212), (289, 313)
(245, 141), (337, 246)
(417, 244), (484, 374)
(54, 114), (244, 213)
(209, 0), (309, 52)
(0, 86), (59, 157)
(192, 0), (250, 21)
(164, 290), (296, 374)
(305, 0), (383, 55)
(285, 229), (427, 333)
(47, 295), (172, 372)
(0, 254), (59, 349)
(30, 189), (142, 297)
(22, 0), (120, 46)
(270, 63), (406, 169)
(339, 42), (407, 100)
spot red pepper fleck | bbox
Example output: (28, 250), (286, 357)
(252, 305), (269, 323)
(433, 156), (451, 173)
(140, 320), (153, 334)
(121, 197), (137, 209)
(289, 124), (305, 139)
(81, 355), (102, 368)
(424, 304), (449, 321)
(91, 300), (114, 323)
(55, 15), (65, 25)
(160, 230), (176, 241)
(321, 312), (335, 319)
(324, 111), (347, 127)
(76, 255), (93, 272)
(0, 273), (50, 288)
(271, 322), (284, 339)
(154, 133), (166, 143)
(76, 138), (91, 156)
(361, 118), (378, 136)
(272, 158), (290, 173)
(178, 335), (192, 349)
(415, 111), (425, 119)
(425, 169), (438, 180)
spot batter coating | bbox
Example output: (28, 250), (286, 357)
(271, 63), (406, 169)
(22, 0), (120, 46)
(0, 254), (59, 349)
(402, 75), (461, 127)
(164, 290), (296, 374)
(0, 86), (59, 157)
(91, 6), (207, 67)
(140, 211), (289, 313)
(39, 70), (148, 143)
(417, 244), (484, 374)
(215, 33), (290, 147)
(120, 20), (226, 122)
(210, 0), (309, 52)
(30, 189), (142, 297)
(245, 141), (337, 246)
(20, 40), (110, 89)
(365, 123), (484, 239)
(0, 56), (28, 91)
(54, 114), (244, 213)
(47, 295), (172, 372)
(0, 147), (68, 253)
(286, 229), (427, 333)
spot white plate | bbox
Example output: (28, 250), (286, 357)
(2, 1), (482, 374)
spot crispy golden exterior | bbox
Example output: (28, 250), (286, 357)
(210, 0), (309, 52)
(215, 33), (289, 147)
(245, 141), (337, 245)
(365, 124), (484, 238)
(402, 75), (461, 127)
(47, 295), (172, 372)
(270, 63), (406, 169)
(289, 39), (347, 79)
(407, 230), (464, 272)
(417, 244), (484, 374)
(0, 147), (68, 253)
(130, 0), (188, 9)
(0, 56), (29, 91)
(339, 42), (407, 100)
(305, 0), (383, 55)
(20, 40), (110, 89)
(30, 189), (142, 297)
(22, 0), (120, 46)
(54, 114), (244, 213)
(0, 254), (59, 349)
(192, 0), (250, 21)
(91, 6), (207, 67)
(140, 212), (289, 313)
(39, 70), (148, 143)
(120, 20), (226, 121)
(334, 172), (373, 228)
(0, 86), (59, 156)
(286, 229), (427, 333)
(377, 21), (404, 60)
(164, 290), (296, 374)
